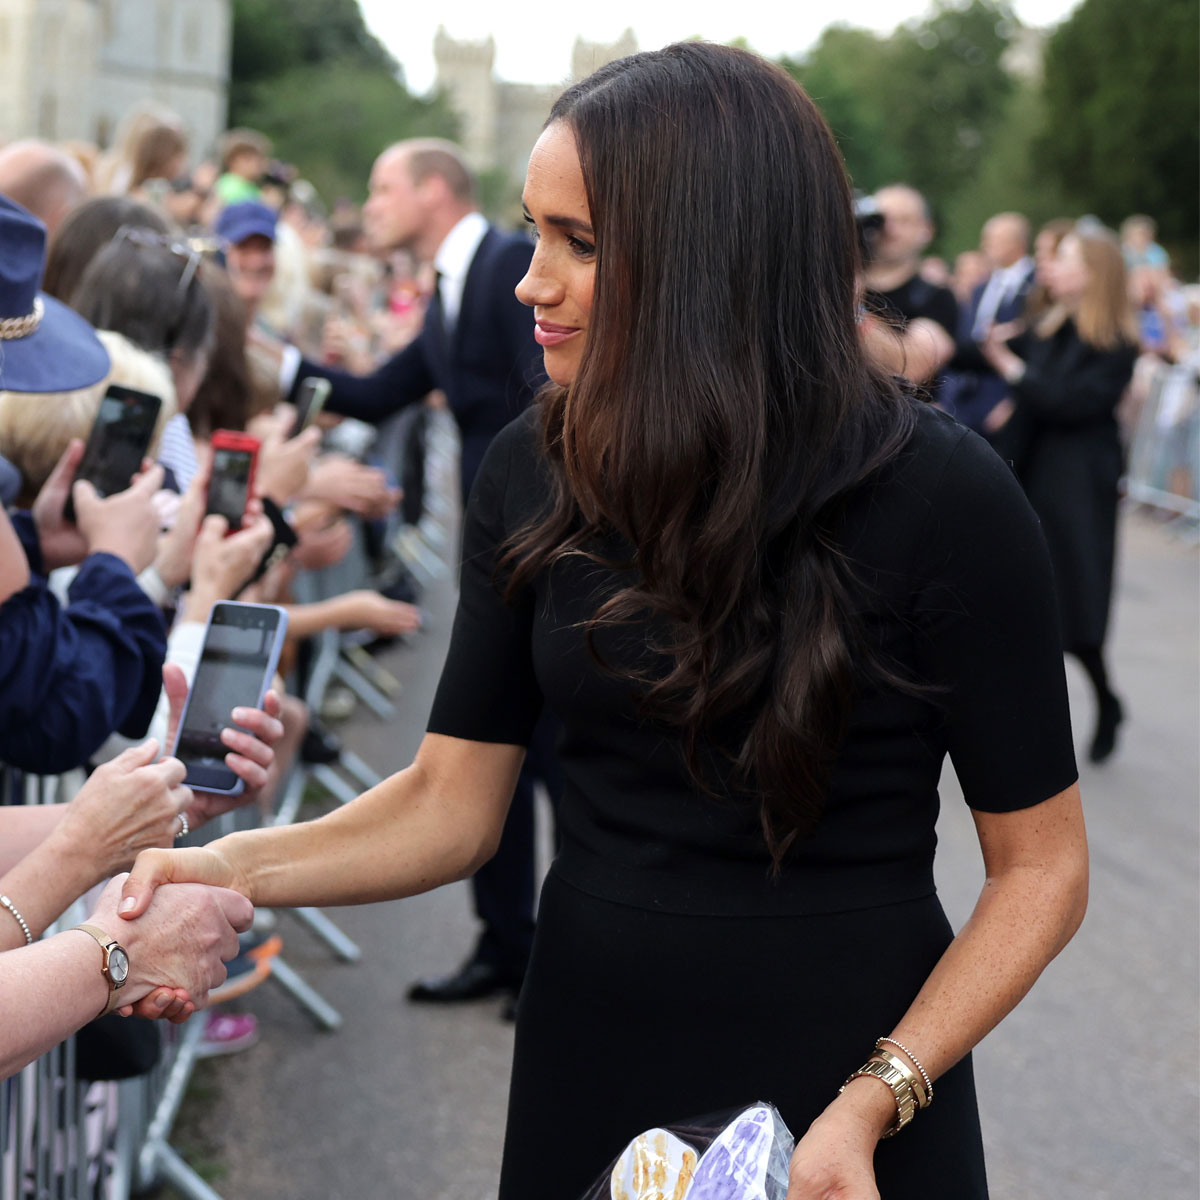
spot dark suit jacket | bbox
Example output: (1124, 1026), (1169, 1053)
(293, 225), (544, 500)
(944, 264), (1036, 434)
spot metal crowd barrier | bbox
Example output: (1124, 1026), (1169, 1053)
(1123, 357), (1200, 527)
(0, 404), (461, 1200)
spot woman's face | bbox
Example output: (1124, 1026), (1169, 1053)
(1034, 230), (1062, 279)
(1046, 235), (1091, 304)
(515, 122), (595, 388)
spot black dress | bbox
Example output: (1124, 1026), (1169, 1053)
(427, 403), (1078, 1200)
(999, 321), (1138, 651)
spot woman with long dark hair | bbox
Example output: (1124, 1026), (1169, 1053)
(120, 45), (1087, 1199)
(983, 225), (1139, 762)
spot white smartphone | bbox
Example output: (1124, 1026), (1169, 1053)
(171, 601), (289, 795)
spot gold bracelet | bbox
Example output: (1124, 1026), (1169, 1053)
(840, 1056), (918, 1138)
(873, 1047), (929, 1110)
(876, 1036), (934, 1108)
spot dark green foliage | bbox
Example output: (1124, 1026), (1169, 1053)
(781, 0), (1196, 266)
(1039, 0), (1198, 252)
(228, 0), (457, 204)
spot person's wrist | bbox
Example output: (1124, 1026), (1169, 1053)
(828, 1075), (900, 1141)
(43, 821), (108, 894)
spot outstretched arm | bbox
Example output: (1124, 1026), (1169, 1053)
(120, 733), (526, 915)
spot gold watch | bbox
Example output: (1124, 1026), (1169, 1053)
(74, 924), (131, 1017)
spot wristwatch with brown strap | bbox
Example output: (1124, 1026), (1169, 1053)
(73, 924), (131, 1018)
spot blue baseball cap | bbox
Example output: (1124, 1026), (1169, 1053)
(215, 201), (277, 247)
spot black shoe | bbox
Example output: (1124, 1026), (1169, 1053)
(407, 958), (523, 1004)
(1089, 693), (1124, 764)
(300, 719), (342, 766)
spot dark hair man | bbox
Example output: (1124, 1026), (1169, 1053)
(280, 137), (558, 1016)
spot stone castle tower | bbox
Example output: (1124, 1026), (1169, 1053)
(433, 26), (638, 184)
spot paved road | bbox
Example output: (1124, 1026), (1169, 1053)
(174, 508), (1198, 1200)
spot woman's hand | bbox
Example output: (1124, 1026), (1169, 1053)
(255, 425), (321, 506)
(179, 511), (274, 623)
(785, 1081), (892, 1199)
(31, 439), (89, 570)
(118, 845), (247, 921)
(159, 662), (285, 829)
(49, 739), (193, 883)
(86, 873), (253, 1018)
(73, 462), (165, 575)
(302, 454), (400, 519)
(979, 322), (1026, 382)
(339, 590), (422, 636)
(151, 467), (209, 590)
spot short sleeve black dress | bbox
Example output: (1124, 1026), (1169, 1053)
(427, 402), (1078, 1200)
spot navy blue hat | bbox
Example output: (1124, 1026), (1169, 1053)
(216, 201), (277, 247)
(0, 195), (110, 394)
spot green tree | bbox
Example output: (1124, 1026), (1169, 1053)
(786, 1), (1019, 245)
(228, 0), (457, 204)
(782, 26), (906, 193)
(1038, 0), (1198, 255)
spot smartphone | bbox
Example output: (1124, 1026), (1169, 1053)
(206, 430), (259, 531)
(290, 376), (331, 438)
(65, 385), (162, 522)
(170, 601), (289, 794)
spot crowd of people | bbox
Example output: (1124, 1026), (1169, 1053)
(0, 48), (1194, 1198)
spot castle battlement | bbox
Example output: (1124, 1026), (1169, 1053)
(434, 27), (639, 182)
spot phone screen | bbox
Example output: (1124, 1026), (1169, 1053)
(175, 603), (285, 792)
(206, 445), (254, 528)
(290, 377), (330, 438)
(67, 385), (162, 520)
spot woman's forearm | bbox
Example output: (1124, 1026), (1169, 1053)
(0, 804), (68, 874)
(208, 739), (525, 909)
(884, 854), (1087, 1081)
(0, 932), (112, 1079)
(0, 824), (99, 950)
(825, 785), (1088, 1145)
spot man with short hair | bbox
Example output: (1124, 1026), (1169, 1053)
(863, 184), (958, 391)
(285, 138), (557, 1016)
(944, 212), (1036, 435)
(0, 140), (86, 237)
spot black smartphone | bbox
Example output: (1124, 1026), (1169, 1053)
(290, 376), (331, 438)
(65, 385), (162, 522)
(170, 601), (289, 794)
(206, 430), (260, 531)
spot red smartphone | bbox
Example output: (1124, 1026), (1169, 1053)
(206, 430), (260, 532)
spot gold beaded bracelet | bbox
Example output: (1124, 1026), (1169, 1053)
(876, 1036), (934, 1108)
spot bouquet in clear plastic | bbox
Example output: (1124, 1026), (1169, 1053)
(580, 1102), (795, 1200)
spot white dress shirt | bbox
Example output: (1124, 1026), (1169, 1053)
(972, 256), (1034, 339)
(433, 211), (489, 331)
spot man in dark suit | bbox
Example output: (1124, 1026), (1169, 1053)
(944, 212), (1036, 436)
(289, 139), (558, 1014)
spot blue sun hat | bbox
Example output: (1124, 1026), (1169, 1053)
(0, 194), (110, 393)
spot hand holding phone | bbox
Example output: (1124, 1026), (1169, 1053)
(72, 462), (165, 575)
(206, 431), (260, 533)
(170, 601), (289, 794)
(64, 385), (163, 523)
(290, 377), (331, 439)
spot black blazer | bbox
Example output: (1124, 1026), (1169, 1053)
(944, 264), (1036, 434)
(294, 226), (545, 499)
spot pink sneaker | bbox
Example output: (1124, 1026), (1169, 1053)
(195, 1011), (259, 1058)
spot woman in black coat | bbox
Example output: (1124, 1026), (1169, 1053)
(983, 224), (1139, 762)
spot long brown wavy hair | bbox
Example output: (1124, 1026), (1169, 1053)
(504, 43), (918, 868)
